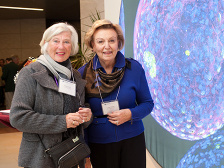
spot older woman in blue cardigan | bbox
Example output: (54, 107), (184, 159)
(79, 19), (154, 168)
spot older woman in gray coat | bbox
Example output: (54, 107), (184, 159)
(10, 23), (92, 168)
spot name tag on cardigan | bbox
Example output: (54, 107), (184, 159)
(101, 100), (120, 115)
(58, 77), (76, 96)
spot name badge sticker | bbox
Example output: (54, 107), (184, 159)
(101, 100), (120, 115)
(58, 77), (76, 96)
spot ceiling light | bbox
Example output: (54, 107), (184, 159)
(0, 6), (44, 11)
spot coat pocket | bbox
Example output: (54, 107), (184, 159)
(88, 117), (111, 139)
(23, 132), (39, 142)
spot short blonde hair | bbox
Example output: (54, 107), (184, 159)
(39, 22), (79, 56)
(84, 19), (124, 50)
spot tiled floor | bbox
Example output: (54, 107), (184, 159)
(0, 126), (22, 168)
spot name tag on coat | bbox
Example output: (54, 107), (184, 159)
(58, 77), (76, 96)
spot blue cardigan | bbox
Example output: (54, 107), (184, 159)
(78, 51), (154, 144)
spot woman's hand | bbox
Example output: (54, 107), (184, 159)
(107, 109), (132, 126)
(66, 112), (84, 128)
(78, 107), (92, 123)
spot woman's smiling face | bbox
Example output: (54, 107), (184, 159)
(92, 28), (119, 64)
(47, 31), (72, 62)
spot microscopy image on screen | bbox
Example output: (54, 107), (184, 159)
(133, 0), (224, 141)
(177, 129), (224, 167)
(119, 0), (125, 55)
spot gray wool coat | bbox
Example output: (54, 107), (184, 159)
(10, 61), (90, 168)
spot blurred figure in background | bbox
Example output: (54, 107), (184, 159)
(5, 57), (12, 64)
(1, 55), (19, 109)
(0, 59), (5, 107)
(0, 59), (4, 67)
(11, 54), (20, 65)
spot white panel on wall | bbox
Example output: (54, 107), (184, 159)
(80, 0), (104, 19)
(80, 0), (105, 54)
(104, 0), (121, 24)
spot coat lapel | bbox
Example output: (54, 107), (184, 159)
(31, 62), (58, 91)
(31, 62), (87, 95)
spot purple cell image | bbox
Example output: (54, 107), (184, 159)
(134, 0), (224, 140)
(119, 0), (125, 55)
(177, 129), (224, 167)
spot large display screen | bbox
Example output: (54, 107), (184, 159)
(120, 0), (224, 167)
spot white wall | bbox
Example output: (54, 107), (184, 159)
(80, 0), (105, 46)
(104, 0), (121, 24)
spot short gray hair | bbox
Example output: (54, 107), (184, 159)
(39, 22), (79, 56)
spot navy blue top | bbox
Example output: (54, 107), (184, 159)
(78, 51), (154, 143)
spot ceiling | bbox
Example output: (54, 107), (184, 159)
(0, 0), (80, 21)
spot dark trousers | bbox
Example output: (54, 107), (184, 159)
(24, 160), (84, 168)
(0, 86), (4, 105)
(89, 132), (146, 168)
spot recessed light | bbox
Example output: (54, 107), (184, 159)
(0, 6), (44, 11)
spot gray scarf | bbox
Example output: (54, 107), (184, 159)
(37, 54), (71, 79)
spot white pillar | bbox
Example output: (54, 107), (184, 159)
(104, 0), (121, 24)
(80, 0), (105, 46)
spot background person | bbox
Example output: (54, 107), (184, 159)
(0, 59), (4, 67)
(10, 22), (92, 168)
(1, 56), (19, 109)
(0, 59), (5, 107)
(5, 57), (13, 64)
(11, 54), (20, 65)
(79, 19), (154, 168)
